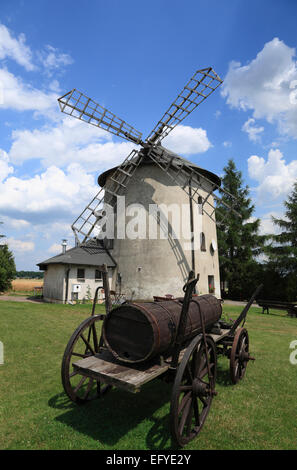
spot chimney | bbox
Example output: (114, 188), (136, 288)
(62, 239), (67, 254)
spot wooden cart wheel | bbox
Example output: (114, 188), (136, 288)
(170, 334), (217, 447)
(61, 315), (111, 404)
(230, 328), (253, 384)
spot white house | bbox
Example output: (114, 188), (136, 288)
(37, 241), (116, 303)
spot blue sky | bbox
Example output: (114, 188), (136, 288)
(1, 0), (297, 270)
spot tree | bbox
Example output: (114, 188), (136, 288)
(264, 181), (297, 300)
(0, 244), (16, 292)
(0, 222), (16, 292)
(216, 159), (263, 300)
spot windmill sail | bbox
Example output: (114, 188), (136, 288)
(58, 89), (143, 145)
(146, 68), (223, 144)
(71, 149), (143, 245)
(146, 145), (241, 225)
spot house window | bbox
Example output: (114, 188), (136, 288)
(208, 275), (215, 294)
(95, 269), (102, 282)
(200, 232), (206, 252)
(77, 268), (85, 282)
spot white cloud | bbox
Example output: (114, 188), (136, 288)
(248, 148), (297, 202)
(223, 141), (232, 148)
(38, 222), (73, 241)
(6, 237), (35, 252)
(0, 24), (34, 71)
(0, 67), (56, 112)
(0, 160), (99, 224)
(8, 116), (136, 171)
(163, 124), (212, 154)
(242, 118), (264, 142)
(1, 216), (30, 230)
(48, 243), (63, 254)
(48, 79), (61, 93)
(0, 149), (13, 181)
(0, 25), (74, 115)
(222, 37), (297, 138)
(259, 212), (283, 236)
(38, 45), (73, 76)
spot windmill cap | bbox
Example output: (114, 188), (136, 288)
(97, 148), (221, 188)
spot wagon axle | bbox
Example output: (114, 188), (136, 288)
(192, 378), (217, 397)
(239, 351), (255, 362)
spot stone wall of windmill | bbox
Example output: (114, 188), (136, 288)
(103, 162), (220, 300)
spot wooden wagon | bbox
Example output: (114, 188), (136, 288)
(61, 266), (261, 447)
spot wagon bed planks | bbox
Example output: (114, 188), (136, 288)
(72, 349), (174, 393)
(208, 328), (230, 343)
(72, 329), (231, 394)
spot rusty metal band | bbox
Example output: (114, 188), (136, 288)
(132, 303), (161, 352)
(153, 302), (179, 347)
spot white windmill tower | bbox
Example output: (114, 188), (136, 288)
(58, 67), (239, 300)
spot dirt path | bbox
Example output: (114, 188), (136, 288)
(0, 295), (44, 303)
(0, 296), (259, 306)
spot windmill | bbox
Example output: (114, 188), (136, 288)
(58, 67), (239, 299)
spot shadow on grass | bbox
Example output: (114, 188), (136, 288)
(253, 310), (295, 319)
(49, 379), (175, 449)
(215, 361), (233, 387)
(146, 415), (179, 450)
(49, 357), (244, 448)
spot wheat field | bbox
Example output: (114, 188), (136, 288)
(11, 279), (43, 292)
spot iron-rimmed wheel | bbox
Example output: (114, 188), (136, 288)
(170, 334), (217, 447)
(61, 315), (111, 404)
(230, 328), (253, 384)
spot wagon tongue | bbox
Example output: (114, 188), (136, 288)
(229, 284), (263, 335)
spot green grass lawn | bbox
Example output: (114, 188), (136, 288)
(0, 300), (296, 450)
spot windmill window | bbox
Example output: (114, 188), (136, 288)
(77, 268), (85, 282)
(200, 232), (206, 252)
(208, 275), (215, 294)
(198, 196), (203, 215)
(95, 269), (102, 282)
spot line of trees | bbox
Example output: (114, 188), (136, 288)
(217, 159), (297, 301)
(15, 271), (44, 279)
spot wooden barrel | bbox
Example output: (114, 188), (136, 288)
(102, 294), (222, 363)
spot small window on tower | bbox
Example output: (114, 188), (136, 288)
(198, 196), (203, 215)
(200, 232), (206, 252)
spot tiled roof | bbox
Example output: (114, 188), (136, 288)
(37, 240), (116, 269)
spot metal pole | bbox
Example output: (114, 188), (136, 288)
(169, 271), (199, 370)
(189, 180), (196, 294)
(102, 264), (112, 314)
